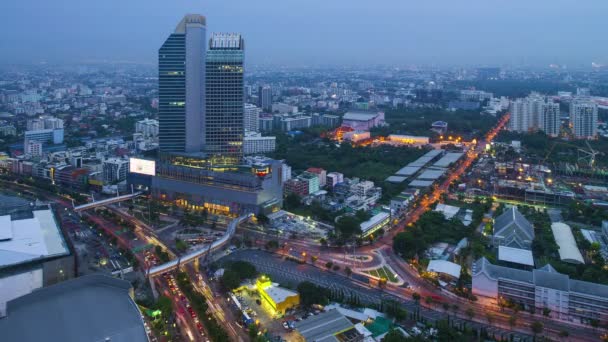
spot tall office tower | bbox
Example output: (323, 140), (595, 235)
(570, 100), (598, 139)
(508, 99), (530, 132)
(205, 33), (245, 165)
(158, 14), (206, 153)
(541, 102), (560, 137)
(258, 85), (272, 111)
(244, 103), (261, 132)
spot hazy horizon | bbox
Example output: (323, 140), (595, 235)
(2, 0), (607, 67)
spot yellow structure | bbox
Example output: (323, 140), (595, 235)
(256, 276), (300, 315)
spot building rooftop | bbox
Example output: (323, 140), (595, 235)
(427, 260), (461, 279)
(0, 274), (148, 342)
(551, 222), (584, 264)
(342, 111), (379, 121)
(493, 206), (535, 248)
(432, 152), (464, 168)
(360, 212), (390, 235)
(263, 284), (298, 304)
(296, 309), (354, 342)
(498, 246), (534, 266)
(0, 208), (70, 269)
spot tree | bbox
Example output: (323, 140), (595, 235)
(228, 261), (257, 280)
(248, 324), (258, 340)
(558, 330), (569, 339)
(220, 269), (241, 291)
(175, 238), (188, 253)
(345, 267), (352, 277)
(442, 302), (450, 313)
(381, 328), (412, 342)
(465, 308), (475, 320)
(412, 292), (421, 304)
(424, 296), (433, 306)
(297, 281), (329, 307)
(590, 319), (600, 330)
(284, 193), (301, 210)
(486, 312), (495, 326)
(265, 240), (279, 251)
(542, 307), (551, 318)
(325, 261), (333, 269)
(335, 215), (362, 239)
(256, 213), (269, 226)
(530, 321), (544, 337)
(508, 314), (517, 329)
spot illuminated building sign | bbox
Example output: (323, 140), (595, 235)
(129, 158), (156, 176)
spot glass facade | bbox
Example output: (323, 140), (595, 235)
(158, 34), (186, 152)
(205, 33), (245, 165)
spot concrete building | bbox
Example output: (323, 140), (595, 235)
(473, 258), (608, 323)
(0, 207), (75, 317)
(551, 222), (584, 264)
(492, 206), (535, 250)
(135, 118), (159, 138)
(25, 140), (43, 157)
(256, 276), (299, 315)
(24, 128), (64, 146)
(258, 85), (272, 111)
(274, 114), (312, 131)
(326, 172), (344, 188)
(284, 178), (309, 197)
(298, 171), (320, 195)
(295, 309), (363, 342)
(306, 167), (327, 187)
(311, 113), (340, 128)
(244, 103), (261, 132)
(103, 157), (129, 183)
(271, 103), (298, 114)
(342, 111), (385, 130)
(243, 131), (276, 155)
(360, 212), (390, 238)
(570, 100), (598, 139)
(158, 14), (206, 153)
(541, 101), (561, 137)
(0, 274), (148, 342)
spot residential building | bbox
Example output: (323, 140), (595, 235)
(570, 100), (598, 139)
(306, 167), (327, 187)
(298, 171), (320, 195)
(473, 258), (608, 323)
(244, 103), (261, 132)
(158, 14), (206, 153)
(275, 114), (311, 131)
(0, 124), (16, 136)
(135, 118), (159, 138)
(541, 101), (561, 137)
(258, 85), (272, 111)
(205, 33), (245, 164)
(259, 116), (274, 132)
(284, 178), (309, 197)
(243, 131), (276, 155)
(25, 140), (42, 157)
(103, 158), (129, 183)
(311, 113), (340, 128)
(24, 128), (64, 145)
(326, 172), (344, 188)
(271, 103), (298, 114)
(492, 206), (535, 249)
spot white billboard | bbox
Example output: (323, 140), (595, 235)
(129, 158), (155, 176)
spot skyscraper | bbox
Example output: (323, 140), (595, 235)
(508, 99), (530, 132)
(244, 103), (261, 132)
(541, 102), (560, 137)
(258, 85), (272, 111)
(570, 100), (598, 139)
(205, 33), (245, 165)
(158, 15), (206, 153)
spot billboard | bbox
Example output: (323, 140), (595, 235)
(129, 158), (155, 176)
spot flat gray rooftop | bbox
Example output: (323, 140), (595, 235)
(296, 309), (354, 342)
(0, 274), (148, 342)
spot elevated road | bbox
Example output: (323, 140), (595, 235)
(73, 192), (143, 212)
(148, 214), (252, 276)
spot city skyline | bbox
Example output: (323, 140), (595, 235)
(2, 0), (608, 67)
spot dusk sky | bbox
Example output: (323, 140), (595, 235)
(1, 0), (607, 67)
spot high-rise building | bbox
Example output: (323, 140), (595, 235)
(244, 103), (261, 132)
(258, 85), (272, 111)
(541, 102), (560, 137)
(205, 33), (245, 165)
(102, 158), (129, 184)
(135, 119), (159, 138)
(158, 15), (206, 153)
(570, 100), (598, 139)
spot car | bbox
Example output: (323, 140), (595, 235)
(282, 322), (289, 330)
(256, 299), (261, 305)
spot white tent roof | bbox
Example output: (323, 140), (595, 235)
(427, 260), (461, 279)
(551, 223), (584, 264)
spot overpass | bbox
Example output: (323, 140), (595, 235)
(148, 214), (252, 277)
(73, 192), (143, 212)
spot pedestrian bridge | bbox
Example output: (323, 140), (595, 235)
(147, 213), (252, 277)
(73, 192), (143, 212)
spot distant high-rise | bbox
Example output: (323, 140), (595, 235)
(205, 33), (245, 164)
(258, 85), (272, 111)
(244, 103), (261, 132)
(541, 102), (560, 137)
(508, 99), (530, 132)
(570, 100), (598, 139)
(158, 15), (206, 153)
